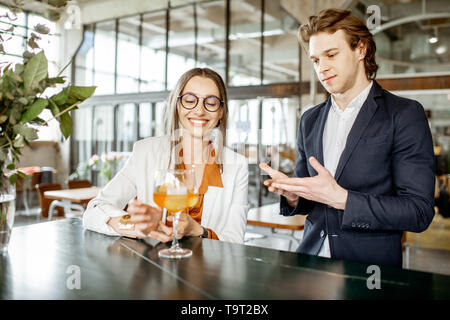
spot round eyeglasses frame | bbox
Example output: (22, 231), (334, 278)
(178, 93), (223, 112)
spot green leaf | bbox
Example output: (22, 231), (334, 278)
(23, 51), (48, 91)
(29, 117), (47, 126)
(59, 111), (72, 139)
(23, 51), (34, 61)
(43, 9), (61, 22)
(27, 37), (40, 49)
(48, 99), (60, 120)
(5, 92), (14, 100)
(9, 174), (17, 185)
(14, 64), (24, 75)
(34, 24), (50, 35)
(50, 87), (69, 105)
(11, 72), (22, 83)
(17, 97), (28, 105)
(66, 86), (97, 105)
(17, 171), (28, 179)
(47, 77), (65, 85)
(14, 124), (38, 141)
(6, 164), (15, 170)
(48, 0), (68, 8)
(20, 98), (48, 123)
(13, 136), (24, 148)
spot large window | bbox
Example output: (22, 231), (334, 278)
(141, 11), (166, 92)
(72, 0), (302, 206)
(0, 5), (61, 141)
(94, 21), (116, 94)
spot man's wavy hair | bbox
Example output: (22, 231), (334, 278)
(298, 8), (378, 80)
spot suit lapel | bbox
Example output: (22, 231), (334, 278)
(333, 81), (383, 182)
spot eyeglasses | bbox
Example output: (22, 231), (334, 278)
(178, 93), (223, 112)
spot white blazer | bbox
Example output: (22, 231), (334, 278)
(82, 136), (249, 244)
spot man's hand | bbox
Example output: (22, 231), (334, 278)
(259, 162), (299, 207)
(270, 156), (348, 210)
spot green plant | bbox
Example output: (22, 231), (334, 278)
(0, 0), (96, 186)
(0, 1), (96, 227)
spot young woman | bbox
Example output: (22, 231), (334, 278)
(82, 68), (249, 244)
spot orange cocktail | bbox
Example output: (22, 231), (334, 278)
(153, 190), (198, 213)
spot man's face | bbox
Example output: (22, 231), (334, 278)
(309, 30), (365, 95)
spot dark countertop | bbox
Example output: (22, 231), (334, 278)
(1, 218), (449, 299)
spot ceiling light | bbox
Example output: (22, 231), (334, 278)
(429, 27), (439, 44)
(436, 45), (447, 55)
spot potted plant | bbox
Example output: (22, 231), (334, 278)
(0, 0), (96, 253)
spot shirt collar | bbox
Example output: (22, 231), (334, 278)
(331, 81), (373, 114)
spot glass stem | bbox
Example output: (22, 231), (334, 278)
(171, 211), (181, 250)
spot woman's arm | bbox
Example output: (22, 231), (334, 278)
(82, 143), (139, 236)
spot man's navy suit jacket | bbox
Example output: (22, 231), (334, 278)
(280, 81), (435, 268)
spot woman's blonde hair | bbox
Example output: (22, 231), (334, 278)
(163, 68), (228, 171)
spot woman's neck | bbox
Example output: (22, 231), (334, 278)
(181, 132), (210, 166)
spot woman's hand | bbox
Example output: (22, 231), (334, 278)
(168, 213), (203, 238)
(107, 216), (147, 239)
(148, 213), (203, 242)
(127, 198), (163, 235)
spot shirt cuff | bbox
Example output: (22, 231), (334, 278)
(83, 203), (124, 236)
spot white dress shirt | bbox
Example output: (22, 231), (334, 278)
(318, 81), (373, 258)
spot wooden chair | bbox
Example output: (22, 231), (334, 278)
(68, 180), (92, 189)
(35, 183), (65, 218)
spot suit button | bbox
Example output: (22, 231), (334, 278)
(320, 230), (325, 238)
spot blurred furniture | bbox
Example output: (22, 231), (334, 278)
(68, 180), (92, 189)
(16, 167), (42, 215)
(35, 183), (65, 218)
(246, 202), (305, 251)
(44, 186), (101, 220)
(40, 167), (56, 184)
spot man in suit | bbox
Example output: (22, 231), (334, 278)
(260, 8), (435, 268)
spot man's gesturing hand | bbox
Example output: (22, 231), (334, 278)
(259, 162), (299, 207)
(269, 156), (348, 210)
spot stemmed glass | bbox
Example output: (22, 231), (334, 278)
(153, 169), (199, 259)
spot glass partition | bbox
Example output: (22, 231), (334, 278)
(117, 16), (141, 94)
(167, 5), (196, 89)
(263, 5), (299, 84)
(94, 21), (116, 94)
(141, 11), (167, 92)
(196, 0), (226, 79)
(229, 0), (262, 86)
